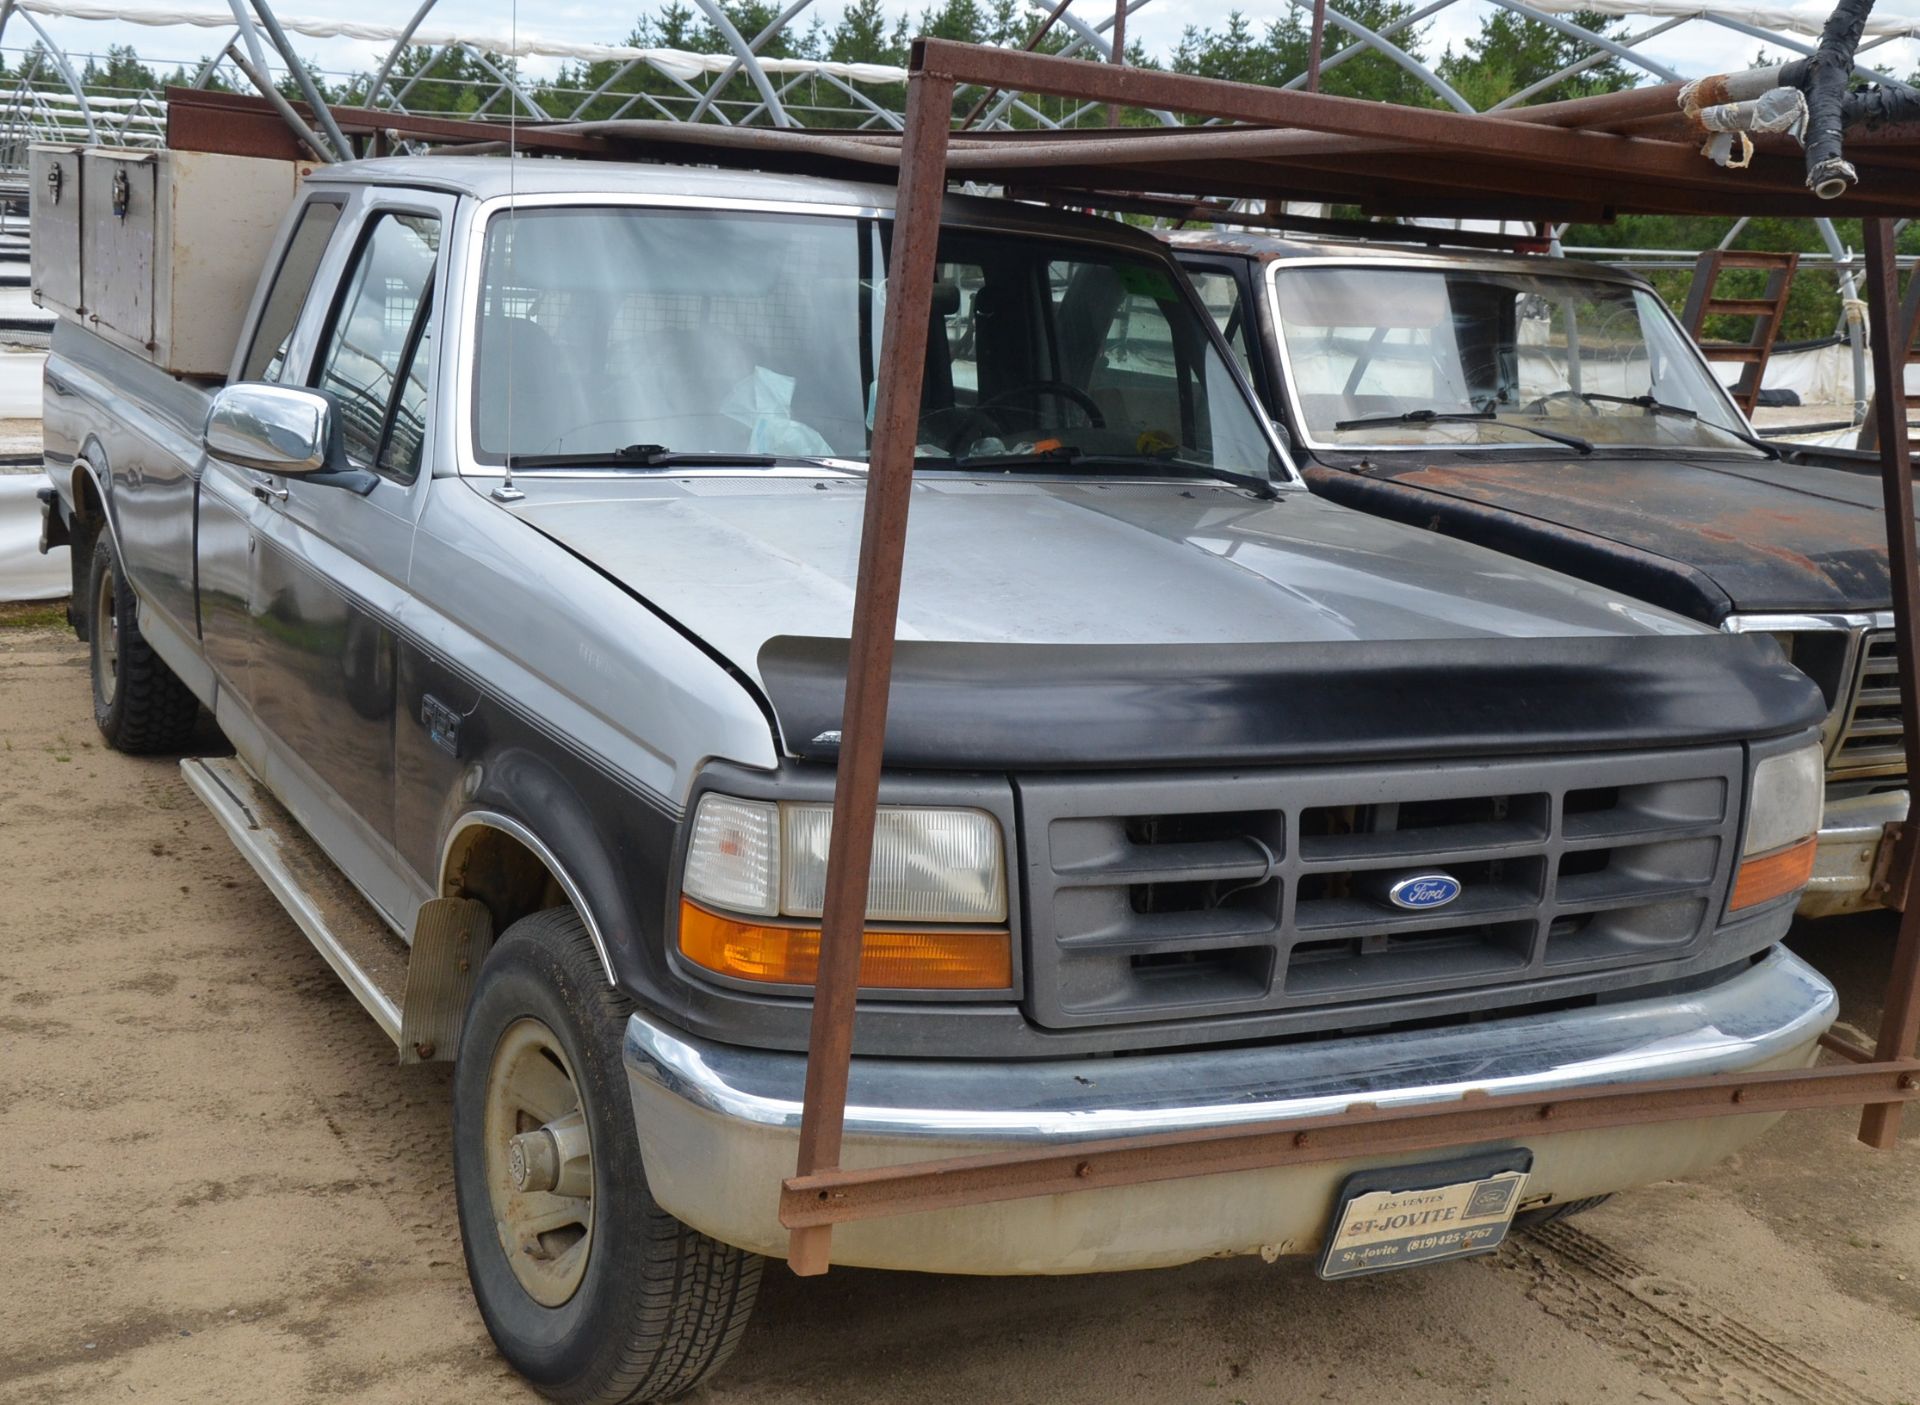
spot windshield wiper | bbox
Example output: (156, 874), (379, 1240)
(1560, 393), (1776, 454)
(1334, 408), (1593, 456)
(924, 445), (1279, 499)
(507, 443), (791, 469)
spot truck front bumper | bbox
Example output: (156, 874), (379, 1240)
(624, 947), (1836, 1275)
(1800, 789), (1909, 918)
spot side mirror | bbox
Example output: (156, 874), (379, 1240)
(205, 383), (334, 476)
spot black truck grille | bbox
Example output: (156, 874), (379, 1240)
(1833, 631), (1906, 779)
(1018, 748), (1742, 1029)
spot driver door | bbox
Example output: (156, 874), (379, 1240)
(246, 191), (451, 927)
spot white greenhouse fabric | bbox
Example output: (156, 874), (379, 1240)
(1526, 0), (1920, 42)
(0, 472), (66, 603)
(13, 0), (915, 84)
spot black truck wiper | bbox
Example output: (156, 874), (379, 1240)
(1334, 408), (1594, 456)
(926, 445), (1279, 499)
(1567, 393), (1777, 454)
(507, 443), (786, 469)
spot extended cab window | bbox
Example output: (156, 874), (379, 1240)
(242, 199), (343, 382)
(314, 212), (441, 476)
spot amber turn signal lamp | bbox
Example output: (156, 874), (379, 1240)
(678, 899), (1012, 990)
(1729, 836), (1818, 911)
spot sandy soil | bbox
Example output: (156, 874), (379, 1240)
(2, 611), (1917, 1405)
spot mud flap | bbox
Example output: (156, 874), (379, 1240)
(399, 896), (495, 1065)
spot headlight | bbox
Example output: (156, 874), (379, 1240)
(779, 803), (1006, 921)
(679, 793), (1010, 990)
(1731, 744), (1823, 910)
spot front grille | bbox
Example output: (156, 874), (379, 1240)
(1019, 749), (1742, 1029)
(1833, 631), (1906, 779)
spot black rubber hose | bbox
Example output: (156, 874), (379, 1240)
(1843, 82), (1920, 128)
(1795, 0), (1875, 195)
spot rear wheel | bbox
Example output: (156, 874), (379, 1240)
(87, 527), (200, 754)
(453, 908), (761, 1403)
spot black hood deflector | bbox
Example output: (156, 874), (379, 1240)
(756, 633), (1825, 769)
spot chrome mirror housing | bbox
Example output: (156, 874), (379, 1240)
(204, 383), (333, 475)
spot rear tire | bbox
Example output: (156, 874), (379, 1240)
(87, 526), (200, 754)
(453, 908), (761, 1404)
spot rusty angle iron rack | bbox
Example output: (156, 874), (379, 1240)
(162, 39), (1920, 1278)
(766, 38), (1920, 1278)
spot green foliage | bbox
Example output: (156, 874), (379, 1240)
(1438, 9), (1635, 108)
(377, 46), (520, 117)
(1170, 3), (1442, 107)
(81, 43), (155, 95)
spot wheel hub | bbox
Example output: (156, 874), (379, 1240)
(482, 1019), (596, 1307)
(92, 562), (120, 706)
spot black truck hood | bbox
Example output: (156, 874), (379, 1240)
(1304, 455), (1901, 624)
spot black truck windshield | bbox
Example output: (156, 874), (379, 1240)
(471, 206), (1280, 485)
(1271, 265), (1758, 454)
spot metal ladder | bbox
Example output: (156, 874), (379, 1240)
(1680, 249), (1800, 416)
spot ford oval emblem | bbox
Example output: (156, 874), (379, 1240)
(1387, 873), (1462, 910)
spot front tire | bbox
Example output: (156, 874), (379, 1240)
(87, 526), (200, 754)
(453, 908), (761, 1404)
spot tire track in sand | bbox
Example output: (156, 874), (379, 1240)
(1501, 1220), (1881, 1405)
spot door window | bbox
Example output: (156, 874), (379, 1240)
(314, 212), (441, 476)
(241, 199), (344, 383)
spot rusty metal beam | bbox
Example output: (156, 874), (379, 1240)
(781, 1061), (1920, 1229)
(1307, 0), (1329, 92)
(785, 68), (957, 1280)
(908, 38), (1761, 191)
(1861, 216), (1920, 1150)
(165, 85), (615, 158)
(1006, 187), (1555, 251)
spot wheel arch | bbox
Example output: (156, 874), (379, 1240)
(438, 811), (617, 985)
(69, 445), (110, 535)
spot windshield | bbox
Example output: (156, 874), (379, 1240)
(470, 206), (1281, 483)
(1271, 265), (1756, 453)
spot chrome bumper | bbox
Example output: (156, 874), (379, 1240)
(624, 948), (1836, 1274)
(1801, 789), (1908, 918)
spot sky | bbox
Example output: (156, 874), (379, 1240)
(11, 0), (1919, 102)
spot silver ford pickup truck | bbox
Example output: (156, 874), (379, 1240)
(38, 155), (1835, 1403)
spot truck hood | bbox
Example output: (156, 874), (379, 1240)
(1306, 454), (1899, 622)
(505, 474), (1701, 673)
(503, 475), (1822, 768)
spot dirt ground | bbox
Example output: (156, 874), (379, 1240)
(2, 607), (1918, 1405)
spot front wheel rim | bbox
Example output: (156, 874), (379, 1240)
(482, 1018), (596, 1308)
(92, 559), (119, 707)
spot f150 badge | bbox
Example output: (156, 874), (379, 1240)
(1387, 873), (1462, 910)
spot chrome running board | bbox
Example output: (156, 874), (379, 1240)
(181, 756), (407, 1045)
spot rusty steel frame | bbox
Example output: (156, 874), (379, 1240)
(779, 36), (1920, 1275)
(783, 1062), (1920, 1230)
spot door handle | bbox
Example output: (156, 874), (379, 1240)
(251, 475), (288, 503)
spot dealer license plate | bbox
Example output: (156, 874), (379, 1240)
(1317, 1150), (1533, 1281)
